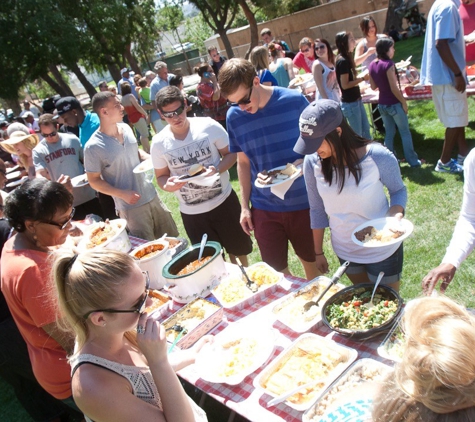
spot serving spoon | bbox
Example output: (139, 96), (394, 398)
(197, 233), (208, 261)
(236, 257), (258, 293)
(303, 261), (349, 312)
(362, 272), (384, 309)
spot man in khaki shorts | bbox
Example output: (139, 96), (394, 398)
(420, 0), (473, 174)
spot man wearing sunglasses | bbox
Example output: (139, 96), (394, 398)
(84, 91), (179, 241)
(33, 114), (103, 220)
(218, 58), (319, 280)
(151, 86), (252, 265)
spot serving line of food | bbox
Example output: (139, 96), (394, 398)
(71, 215), (413, 421)
(123, 230), (408, 422)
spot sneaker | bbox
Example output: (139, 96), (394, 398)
(435, 159), (463, 174)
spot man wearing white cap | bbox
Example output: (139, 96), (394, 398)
(117, 68), (138, 99)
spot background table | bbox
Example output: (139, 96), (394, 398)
(130, 237), (395, 422)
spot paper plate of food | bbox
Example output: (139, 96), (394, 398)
(71, 173), (89, 188)
(254, 163), (302, 188)
(395, 56), (412, 70)
(177, 164), (213, 182)
(132, 158), (153, 174)
(351, 217), (414, 248)
(195, 322), (276, 385)
(289, 73), (314, 88)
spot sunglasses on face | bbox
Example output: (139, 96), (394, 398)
(41, 131), (57, 138)
(161, 104), (185, 118)
(38, 207), (76, 230)
(316, 45), (326, 50)
(227, 84), (254, 107)
(83, 272), (150, 319)
(300, 48), (310, 53)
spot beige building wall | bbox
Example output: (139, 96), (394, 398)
(205, 0), (435, 57)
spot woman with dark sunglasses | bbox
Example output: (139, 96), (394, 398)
(293, 37), (316, 74)
(312, 38), (340, 102)
(54, 249), (209, 422)
(1, 179), (84, 418)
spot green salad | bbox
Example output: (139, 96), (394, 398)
(327, 292), (398, 331)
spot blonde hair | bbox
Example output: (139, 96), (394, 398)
(250, 45), (270, 72)
(53, 250), (137, 350)
(372, 296), (475, 421)
(0, 133), (39, 168)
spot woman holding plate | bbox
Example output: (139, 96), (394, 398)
(294, 99), (407, 291)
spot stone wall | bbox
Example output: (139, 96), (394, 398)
(205, 0), (434, 57)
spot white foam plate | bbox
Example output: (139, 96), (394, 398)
(195, 321), (276, 385)
(254, 165), (302, 189)
(6, 165), (20, 174)
(132, 158), (153, 174)
(6, 176), (27, 188)
(177, 167), (213, 182)
(351, 217), (414, 248)
(6, 170), (21, 180)
(289, 73), (314, 87)
(395, 59), (411, 70)
(71, 174), (89, 188)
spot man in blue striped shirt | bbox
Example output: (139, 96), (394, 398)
(219, 58), (319, 279)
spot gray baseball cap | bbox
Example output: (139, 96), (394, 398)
(294, 99), (343, 155)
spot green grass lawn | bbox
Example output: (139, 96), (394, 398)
(2, 36), (475, 421)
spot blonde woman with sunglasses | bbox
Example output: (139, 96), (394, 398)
(54, 249), (209, 422)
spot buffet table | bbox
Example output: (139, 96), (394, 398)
(130, 236), (394, 422)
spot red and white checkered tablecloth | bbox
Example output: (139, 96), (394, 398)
(362, 86), (475, 104)
(130, 236), (394, 422)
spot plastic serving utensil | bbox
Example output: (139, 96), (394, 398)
(303, 261), (350, 312)
(363, 272), (385, 309)
(266, 377), (326, 407)
(236, 257), (258, 293)
(197, 233), (208, 261)
(168, 328), (188, 354)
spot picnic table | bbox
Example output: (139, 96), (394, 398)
(130, 236), (395, 422)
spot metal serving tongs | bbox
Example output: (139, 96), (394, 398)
(236, 257), (258, 293)
(303, 261), (350, 312)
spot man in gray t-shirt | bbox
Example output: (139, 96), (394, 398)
(84, 91), (178, 240)
(34, 114), (103, 220)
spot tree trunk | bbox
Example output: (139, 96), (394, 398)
(107, 61), (122, 83)
(48, 64), (75, 97)
(40, 72), (70, 97)
(174, 31), (192, 74)
(218, 29), (235, 59)
(237, 0), (258, 60)
(4, 98), (21, 116)
(384, 0), (405, 32)
(68, 62), (98, 100)
(124, 43), (142, 75)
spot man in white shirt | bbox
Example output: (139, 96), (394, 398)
(423, 148), (475, 294)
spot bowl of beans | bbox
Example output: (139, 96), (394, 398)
(161, 241), (227, 304)
(321, 284), (403, 340)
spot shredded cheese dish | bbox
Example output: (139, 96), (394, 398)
(213, 264), (280, 306)
(216, 337), (259, 377)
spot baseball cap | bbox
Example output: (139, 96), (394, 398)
(294, 99), (343, 155)
(55, 97), (81, 116)
(120, 67), (130, 76)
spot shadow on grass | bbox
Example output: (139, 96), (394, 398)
(400, 164), (463, 184)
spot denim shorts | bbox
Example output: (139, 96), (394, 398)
(338, 244), (403, 284)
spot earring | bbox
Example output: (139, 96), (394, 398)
(102, 323), (106, 327)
